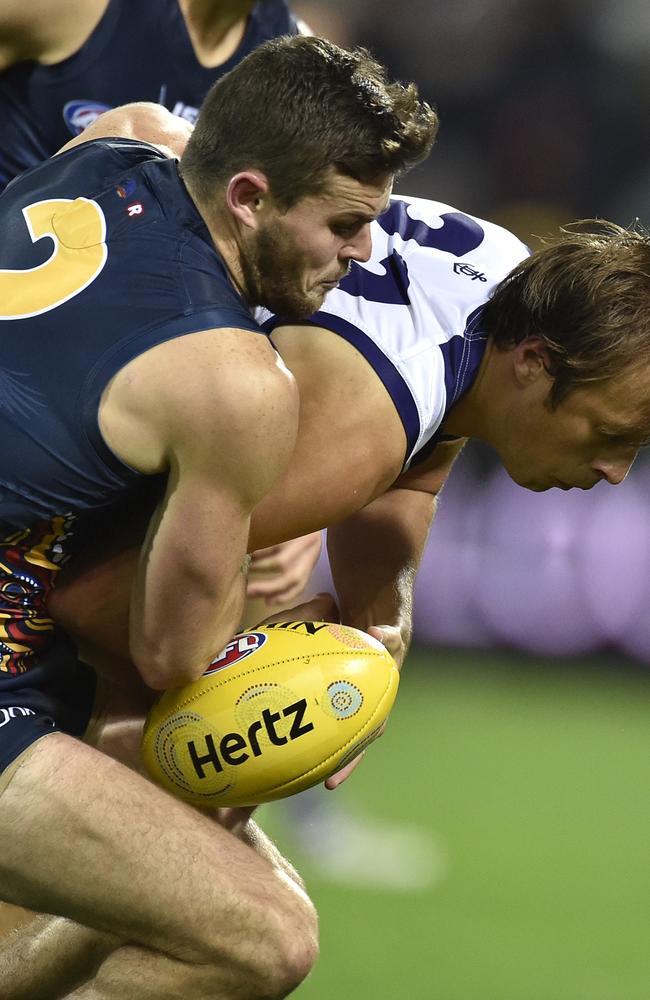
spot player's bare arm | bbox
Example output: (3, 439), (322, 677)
(249, 324), (408, 547)
(327, 439), (465, 658)
(319, 439), (463, 790)
(250, 325), (465, 661)
(0, 0), (108, 70)
(245, 531), (323, 608)
(99, 327), (298, 688)
(47, 321), (440, 656)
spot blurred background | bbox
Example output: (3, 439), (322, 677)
(260, 3), (650, 998)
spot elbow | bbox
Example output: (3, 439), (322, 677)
(130, 643), (206, 692)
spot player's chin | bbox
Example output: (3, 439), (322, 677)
(301, 285), (334, 315)
(263, 287), (324, 321)
(508, 470), (547, 492)
(303, 277), (342, 312)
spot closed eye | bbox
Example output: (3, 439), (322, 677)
(330, 219), (366, 239)
(597, 428), (650, 448)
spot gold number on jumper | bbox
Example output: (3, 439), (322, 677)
(0, 198), (107, 319)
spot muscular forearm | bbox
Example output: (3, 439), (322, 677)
(326, 488), (437, 663)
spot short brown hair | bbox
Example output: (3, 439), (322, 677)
(481, 220), (650, 406)
(181, 35), (438, 209)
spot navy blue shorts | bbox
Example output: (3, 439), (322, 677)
(0, 635), (97, 773)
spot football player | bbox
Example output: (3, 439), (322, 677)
(0, 40), (436, 999)
(0, 0), (324, 618)
(3, 92), (650, 999)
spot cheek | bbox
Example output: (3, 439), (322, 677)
(304, 235), (339, 270)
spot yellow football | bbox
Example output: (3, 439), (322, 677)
(141, 621), (399, 807)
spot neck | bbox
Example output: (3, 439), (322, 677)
(442, 337), (504, 447)
(177, 0), (253, 67)
(187, 178), (251, 303)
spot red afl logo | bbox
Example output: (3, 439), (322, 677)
(204, 632), (267, 676)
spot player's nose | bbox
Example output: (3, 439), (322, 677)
(592, 453), (636, 485)
(342, 224), (372, 263)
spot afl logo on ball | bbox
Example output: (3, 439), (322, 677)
(63, 100), (113, 136)
(204, 632), (267, 676)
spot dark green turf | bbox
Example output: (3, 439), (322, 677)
(260, 647), (650, 1000)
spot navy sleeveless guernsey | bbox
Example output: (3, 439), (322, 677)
(0, 0), (299, 188)
(0, 138), (262, 764)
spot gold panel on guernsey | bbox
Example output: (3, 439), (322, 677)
(0, 198), (107, 319)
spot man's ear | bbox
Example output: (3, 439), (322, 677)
(512, 335), (553, 387)
(226, 171), (270, 229)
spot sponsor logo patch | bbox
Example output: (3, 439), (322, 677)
(453, 262), (487, 282)
(62, 100), (112, 136)
(116, 178), (137, 199)
(171, 101), (200, 125)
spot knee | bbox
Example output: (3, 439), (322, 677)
(267, 898), (319, 998)
(196, 889), (319, 1000)
(242, 893), (319, 999)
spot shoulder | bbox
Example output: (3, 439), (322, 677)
(155, 328), (297, 439)
(0, 0), (108, 70)
(125, 328), (294, 415)
(372, 194), (529, 282)
(102, 327), (297, 476)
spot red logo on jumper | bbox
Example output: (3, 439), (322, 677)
(204, 632), (267, 676)
(126, 202), (144, 218)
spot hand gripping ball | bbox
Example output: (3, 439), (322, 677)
(141, 621), (399, 807)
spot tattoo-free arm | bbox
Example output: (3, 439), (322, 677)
(326, 486), (436, 667)
(102, 330), (298, 690)
(327, 439), (465, 666)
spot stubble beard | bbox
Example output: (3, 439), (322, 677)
(240, 222), (326, 319)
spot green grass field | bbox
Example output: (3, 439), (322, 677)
(259, 646), (650, 1000)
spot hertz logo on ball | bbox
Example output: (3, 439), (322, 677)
(186, 697), (314, 778)
(141, 621), (399, 807)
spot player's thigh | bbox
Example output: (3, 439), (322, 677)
(0, 732), (297, 964)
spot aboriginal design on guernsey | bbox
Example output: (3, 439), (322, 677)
(0, 515), (75, 675)
(0, 194), (107, 675)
